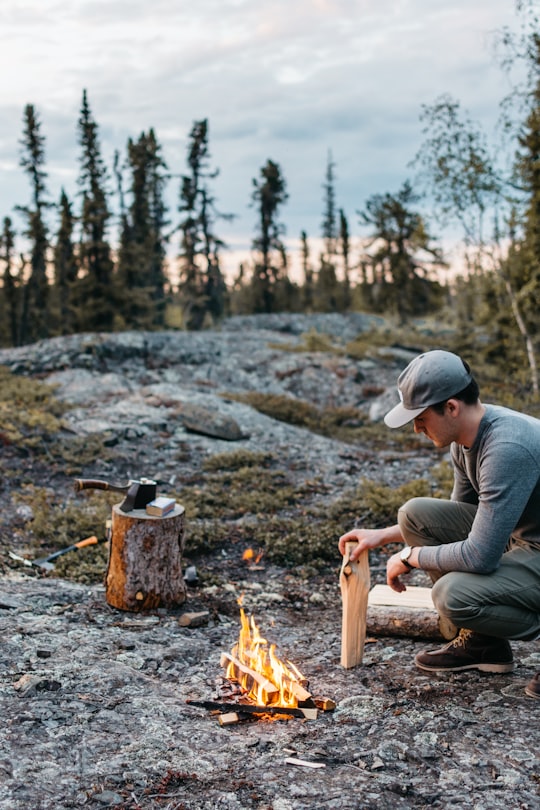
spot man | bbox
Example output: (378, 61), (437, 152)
(339, 350), (540, 699)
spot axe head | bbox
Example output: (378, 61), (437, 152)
(119, 479), (157, 512)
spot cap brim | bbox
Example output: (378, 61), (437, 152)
(384, 402), (427, 429)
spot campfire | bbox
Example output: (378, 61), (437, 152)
(221, 606), (310, 708)
(188, 603), (335, 725)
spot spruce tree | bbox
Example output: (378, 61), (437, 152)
(53, 190), (79, 335)
(17, 104), (51, 344)
(339, 209), (352, 310)
(177, 119), (229, 329)
(300, 230), (314, 311)
(116, 130), (170, 329)
(321, 151), (338, 260)
(250, 159), (289, 313)
(75, 89), (115, 331)
(0, 217), (19, 346)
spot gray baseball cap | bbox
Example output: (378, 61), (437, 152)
(384, 350), (473, 429)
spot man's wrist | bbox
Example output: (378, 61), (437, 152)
(400, 545), (420, 570)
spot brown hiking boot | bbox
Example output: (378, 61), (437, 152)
(415, 629), (515, 674)
(525, 672), (540, 699)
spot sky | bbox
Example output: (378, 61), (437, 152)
(0, 0), (528, 279)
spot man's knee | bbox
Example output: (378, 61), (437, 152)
(397, 497), (436, 545)
(432, 574), (471, 618)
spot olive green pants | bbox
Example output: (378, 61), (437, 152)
(397, 497), (540, 641)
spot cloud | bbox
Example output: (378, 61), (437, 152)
(0, 0), (524, 271)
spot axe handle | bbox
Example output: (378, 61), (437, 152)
(73, 535), (100, 549)
(74, 479), (128, 493)
(37, 535), (101, 564)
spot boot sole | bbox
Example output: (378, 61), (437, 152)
(415, 659), (515, 674)
(524, 686), (540, 699)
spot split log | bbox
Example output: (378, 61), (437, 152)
(218, 712), (240, 726)
(366, 585), (453, 641)
(314, 697), (336, 711)
(285, 758), (326, 769)
(282, 678), (312, 704)
(178, 611), (210, 628)
(220, 652), (279, 704)
(105, 503), (186, 612)
(340, 541), (370, 669)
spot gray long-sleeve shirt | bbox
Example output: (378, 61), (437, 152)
(417, 404), (540, 574)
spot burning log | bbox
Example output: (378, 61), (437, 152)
(282, 678), (311, 704)
(186, 699), (318, 720)
(220, 652), (279, 704)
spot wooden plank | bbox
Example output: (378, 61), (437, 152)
(340, 541), (370, 669)
(368, 584), (435, 610)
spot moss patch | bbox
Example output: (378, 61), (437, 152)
(179, 453), (446, 572)
(0, 366), (67, 449)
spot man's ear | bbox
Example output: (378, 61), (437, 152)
(446, 398), (459, 416)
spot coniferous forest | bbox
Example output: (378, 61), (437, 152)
(0, 4), (538, 394)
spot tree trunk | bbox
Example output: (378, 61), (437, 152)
(106, 504), (186, 611)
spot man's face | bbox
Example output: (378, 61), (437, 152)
(412, 404), (456, 448)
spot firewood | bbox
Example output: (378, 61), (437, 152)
(366, 585), (453, 641)
(285, 758), (326, 769)
(178, 611), (210, 628)
(340, 541), (370, 669)
(366, 605), (446, 640)
(314, 697), (336, 711)
(218, 712), (240, 726)
(220, 653), (279, 703)
(186, 699), (318, 720)
(283, 678), (312, 704)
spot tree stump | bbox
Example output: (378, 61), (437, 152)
(105, 503), (186, 611)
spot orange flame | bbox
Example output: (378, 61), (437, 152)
(225, 608), (306, 708)
(242, 547), (265, 565)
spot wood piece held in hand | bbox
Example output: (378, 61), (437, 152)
(340, 540), (370, 669)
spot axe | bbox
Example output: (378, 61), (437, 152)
(9, 535), (105, 571)
(74, 477), (157, 512)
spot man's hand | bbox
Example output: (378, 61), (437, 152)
(338, 524), (403, 562)
(386, 551), (411, 593)
(338, 528), (391, 562)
